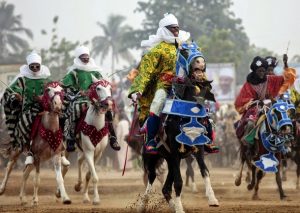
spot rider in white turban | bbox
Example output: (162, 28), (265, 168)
(141, 13), (190, 48)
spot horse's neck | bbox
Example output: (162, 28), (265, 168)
(84, 105), (106, 130)
(41, 112), (60, 131)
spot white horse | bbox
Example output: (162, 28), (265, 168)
(61, 77), (113, 205)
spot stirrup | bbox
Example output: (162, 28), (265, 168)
(144, 139), (158, 155)
(61, 156), (70, 166)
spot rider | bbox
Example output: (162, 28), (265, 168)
(128, 13), (190, 154)
(61, 45), (120, 152)
(1, 51), (65, 166)
(235, 55), (296, 158)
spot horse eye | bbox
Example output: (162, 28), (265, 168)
(46, 88), (50, 92)
(96, 87), (101, 91)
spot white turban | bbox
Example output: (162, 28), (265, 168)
(26, 51), (42, 65)
(219, 68), (234, 79)
(141, 13), (190, 48)
(159, 13), (178, 28)
(75, 45), (90, 58)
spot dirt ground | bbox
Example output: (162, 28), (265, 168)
(1, 163), (300, 213)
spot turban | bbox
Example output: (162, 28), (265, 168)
(265, 56), (278, 68)
(250, 56), (268, 72)
(75, 45), (90, 58)
(26, 51), (42, 65)
(159, 13), (178, 28)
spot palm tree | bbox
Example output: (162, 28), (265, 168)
(0, 1), (33, 59)
(92, 14), (134, 75)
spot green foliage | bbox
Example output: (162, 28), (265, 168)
(92, 14), (134, 74)
(0, 1), (33, 63)
(41, 16), (79, 80)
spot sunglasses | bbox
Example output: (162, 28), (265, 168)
(29, 65), (40, 69)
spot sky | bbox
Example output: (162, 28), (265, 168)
(5, 0), (300, 70)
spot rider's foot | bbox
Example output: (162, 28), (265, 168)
(61, 156), (70, 166)
(204, 144), (219, 153)
(110, 136), (121, 151)
(144, 139), (158, 155)
(25, 152), (34, 166)
(66, 138), (76, 152)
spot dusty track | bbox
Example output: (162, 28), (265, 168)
(0, 166), (300, 212)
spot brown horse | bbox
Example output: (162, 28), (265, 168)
(235, 99), (294, 200)
(0, 82), (71, 205)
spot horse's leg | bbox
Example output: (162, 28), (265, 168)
(252, 170), (263, 200)
(19, 164), (34, 205)
(172, 157), (185, 213)
(275, 166), (287, 200)
(195, 150), (219, 206)
(74, 151), (85, 192)
(281, 157), (287, 181)
(247, 165), (256, 190)
(0, 150), (21, 195)
(185, 156), (197, 192)
(53, 154), (71, 204)
(32, 160), (40, 206)
(162, 157), (175, 211)
(235, 147), (245, 186)
(83, 148), (99, 205)
(296, 162), (300, 190)
(137, 155), (159, 213)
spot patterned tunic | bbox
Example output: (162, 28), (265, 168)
(3, 76), (50, 147)
(61, 69), (102, 120)
(128, 42), (177, 122)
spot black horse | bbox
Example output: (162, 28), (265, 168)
(134, 42), (219, 213)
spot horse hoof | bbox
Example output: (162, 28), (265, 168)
(83, 198), (90, 203)
(208, 199), (219, 207)
(74, 183), (82, 192)
(280, 195), (288, 200)
(55, 189), (61, 198)
(32, 200), (38, 206)
(0, 187), (5, 195)
(93, 200), (100, 205)
(247, 184), (254, 191)
(252, 195), (261, 200)
(235, 178), (241, 186)
(21, 200), (27, 206)
(63, 199), (72, 205)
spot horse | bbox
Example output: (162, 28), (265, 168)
(61, 76), (113, 205)
(234, 99), (294, 200)
(135, 42), (219, 213)
(0, 82), (71, 205)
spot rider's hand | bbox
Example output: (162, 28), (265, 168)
(14, 93), (23, 102)
(130, 92), (141, 103)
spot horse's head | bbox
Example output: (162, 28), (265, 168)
(176, 41), (206, 80)
(266, 98), (294, 139)
(42, 82), (64, 114)
(88, 76), (113, 112)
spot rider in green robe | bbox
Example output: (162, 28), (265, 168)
(2, 51), (51, 165)
(61, 45), (120, 152)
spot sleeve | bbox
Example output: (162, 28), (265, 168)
(128, 45), (162, 96)
(60, 71), (78, 93)
(278, 67), (296, 95)
(234, 83), (256, 114)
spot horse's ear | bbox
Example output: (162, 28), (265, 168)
(91, 75), (98, 83)
(175, 39), (179, 49)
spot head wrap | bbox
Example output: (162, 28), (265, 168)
(159, 13), (178, 28)
(19, 51), (50, 79)
(141, 13), (190, 48)
(26, 51), (42, 65)
(250, 56), (268, 72)
(247, 56), (268, 85)
(265, 56), (278, 68)
(75, 45), (90, 58)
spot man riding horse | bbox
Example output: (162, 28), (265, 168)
(1, 51), (70, 166)
(128, 13), (190, 154)
(61, 45), (120, 152)
(235, 55), (296, 160)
